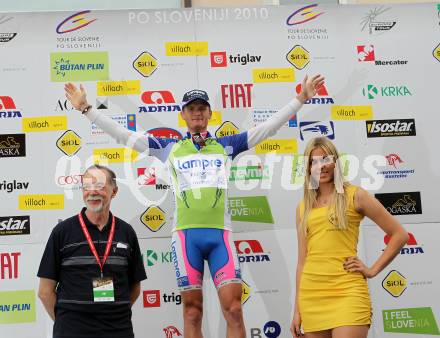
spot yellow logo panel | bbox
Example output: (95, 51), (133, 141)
(382, 270), (407, 297)
(22, 116), (67, 132)
(253, 68), (295, 83)
(215, 121), (239, 138)
(56, 130), (81, 156)
(19, 194), (64, 210)
(178, 111), (222, 127)
(141, 206), (166, 232)
(93, 148), (138, 164)
(433, 43), (440, 63)
(133, 52), (158, 77)
(165, 42), (209, 56)
(256, 139), (298, 154)
(97, 80), (141, 96)
(241, 280), (251, 305)
(331, 105), (373, 120)
(286, 45), (310, 70)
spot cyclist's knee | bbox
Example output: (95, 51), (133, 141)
(183, 299), (203, 324)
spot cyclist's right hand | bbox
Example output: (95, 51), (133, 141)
(290, 311), (303, 338)
(64, 83), (89, 111)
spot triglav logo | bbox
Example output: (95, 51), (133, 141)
(211, 51), (227, 67)
(210, 51), (262, 67)
(360, 7), (396, 35)
(143, 290), (161, 307)
(56, 10), (97, 34)
(286, 4), (324, 25)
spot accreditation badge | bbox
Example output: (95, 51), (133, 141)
(92, 277), (115, 302)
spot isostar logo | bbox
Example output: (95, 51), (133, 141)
(91, 114), (136, 135)
(138, 168), (156, 186)
(0, 15), (17, 43)
(286, 45), (310, 70)
(221, 83), (253, 108)
(229, 165), (270, 182)
(0, 96), (22, 119)
(133, 51), (158, 77)
(0, 216), (30, 236)
(357, 45), (408, 65)
(0, 290), (36, 324)
(234, 240), (270, 263)
(143, 290), (161, 308)
(295, 83), (334, 104)
(377, 154), (415, 180)
(362, 84), (412, 99)
(286, 4), (324, 25)
(139, 91), (180, 113)
(0, 180), (29, 193)
(375, 192), (422, 216)
(299, 121), (335, 141)
(382, 270), (407, 297)
(0, 134), (26, 158)
(383, 307), (440, 335)
(50, 52), (109, 82)
(366, 119), (416, 137)
(360, 7), (396, 35)
(228, 196), (274, 224)
(384, 232), (424, 255)
(0, 252), (20, 279)
(164, 326), (182, 338)
(148, 127), (182, 140)
(56, 130), (81, 156)
(141, 206), (166, 232)
(22, 116), (67, 132)
(56, 10), (97, 34)
(215, 121), (239, 138)
(253, 109), (297, 128)
(143, 249), (172, 267)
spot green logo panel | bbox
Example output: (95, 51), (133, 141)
(228, 196), (274, 224)
(0, 290), (36, 324)
(383, 307), (440, 335)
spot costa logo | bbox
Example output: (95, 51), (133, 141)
(286, 4), (324, 26)
(56, 10), (97, 34)
(148, 128), (182, 140)
(57, 174), (84, 186)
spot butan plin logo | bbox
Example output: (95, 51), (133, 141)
(383, 307), (440, 335)
(366, 119), (416, 137)
(0, 290), (36, 324)
(56, 10), (97, 34)
(50, 52), (109, 82)
(286, 4), (324, 25)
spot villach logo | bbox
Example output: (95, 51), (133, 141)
(56, 10), (97, 34)
(360, 6), (396, 35)
(383, 307), (440, 335)
(50, 52), (109, 82)
(228, 196), (274, 224)
(286, 4), (324, 25)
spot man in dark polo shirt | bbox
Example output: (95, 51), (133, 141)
(37, 165), (147, 338)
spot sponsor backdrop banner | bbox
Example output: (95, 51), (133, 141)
(1, 3), (439, 338)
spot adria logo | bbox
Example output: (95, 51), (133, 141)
(234, 240), (270, 263)
(0, 96), (22, 118)
(56, 10), (97, 34)
(286, 4), (324, 26)
(384, 232), (424, 255)
(141, 91), (176, 104)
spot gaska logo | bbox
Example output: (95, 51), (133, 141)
(19, 194), (64, 210)
(210, 51), (262, 67)
(250, 321), (282, 338)
(0, 180), (29, 193)
(228, 196), (274, 224)
(229, 165), (269, 182)
(0, 96), (22, 118)
(366, 119), (416, 137)
(0, 134), (26, 158)
(138, 167), (156, 185)
(360, 7), (396, 35)
(56, 130), (81, 156)
(286, 45), (310, 70)
(357, 45), (408, 65)
(221, 83), (253, 108)
(0, 216), (30, 236)
(433, 43), (440, 63)
(253, 109), (297, 128)
(141, 206), (166, 232)
(22, 116), (67, 132)
(92, 114), (136, 136)
(139, 91), (180, 112)
(234, 240), (270, 263)
(143, 290), (161, 307)
(148, 128), (182, 140)
(50, 52), (109, 82)
(0, 290), (36, 324)
(165, 41), (208, 56)
(253, 68), (295, 83)
(384, 232), (424, 255)
(299, 121), (335, 141)
(382, 270), (407, 297)
(143, 249), (172, 267)
(295, 83), (334, 104)
(163, 326), (182, 338)
(378, 154), (415, 179)
(375, 192), (422, 216)
(362, 84), (411, 99)
(383, 307), (440, 335)
(0, 252), (20, 279)
(56, 10), (97, 34)
(286, 4), (324, 25)
(133, 51), (158, 77)
(216, 121), (239, 138)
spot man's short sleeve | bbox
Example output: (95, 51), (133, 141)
(37, 226), (61, 281)
(216, 131), (249, 160)
(147, 136), (178, 163)
(127, 229), (147, 285)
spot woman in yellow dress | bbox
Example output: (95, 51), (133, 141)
(290, 137), (408, 338)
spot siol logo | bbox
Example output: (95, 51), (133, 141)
(141, 206), (166, 232)
(0, 216), (30, 236)
(143, 290), (161, 308)
(221, 83), (253, 108)
(56, 10), (97, 34)
(286, 4), (324, 25)
(210, 51), (227, 67)
(163, 326), (182, 338)
(295, 84), (334, 104)
(139, 91), (180, 113)
(0, 96), (22, 119)
(133, 51), (158, 77)
(382, 270), (407, 297)
(384, 232), (424, 255)
(234, 240), (270, 263)
(0, 134), (26, 158)
(0, 252), (20, 279)
(360, 7), (396, 35)
(137, 167), (156, 186)
(357, 45), (375, 61)
(299, 121), (335, 141)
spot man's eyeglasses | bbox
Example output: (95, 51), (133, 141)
(82, 183), (106, 191)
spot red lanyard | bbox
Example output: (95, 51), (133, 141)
(78, 212), (115, 277)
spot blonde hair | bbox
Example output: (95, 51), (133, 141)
(299, 137), (350, 234)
